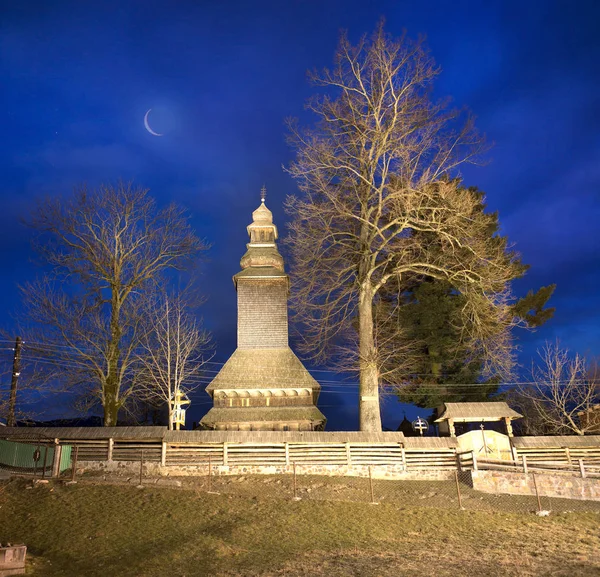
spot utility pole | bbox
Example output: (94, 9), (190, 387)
(7, 336), (23, 427)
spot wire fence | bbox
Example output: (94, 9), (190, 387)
(182, 469), (600, 514)
(5, 452), (600, 515)
(59, 451), (600, 516)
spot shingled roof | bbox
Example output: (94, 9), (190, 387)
(435, 402), (522, 422)
(205, 348), (321, 393)
(0, 426), (167, 440)
(512, 435), (600, 448)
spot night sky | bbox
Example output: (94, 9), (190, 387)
(1, 1), (599, 430)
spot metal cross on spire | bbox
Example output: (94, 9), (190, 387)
(260, 185), (267, 203)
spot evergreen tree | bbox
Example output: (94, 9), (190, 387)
(378, 188), (555, 408)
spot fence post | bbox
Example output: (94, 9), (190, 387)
(510, 441), (519, 463)
(285, 442), (290, 466)
(454, 470), (463, 509)
(41, 444), (49, 479)
(400, 447), (407, 471)
(368, 465), (376, 504)
(208, 453), (212, 492)
(293, 462), (298, 500)
(455, 452), (462, 472)
(579, 459), (586, 479)
(223, 443), (228, 467)
(70, 446), (79, 483)
(51, 439), (61, 478)
(345, 442), (351, 467)
(161, 441), (167, 467)
(522, 455), (528, 475)
(565, 447), (572, 465)
(107, 438), (114, 462)
(532, 472), (542, 512)
(139, 449), (144, 486)
(472, 451), (478, 471)
(33, 442), (40, 478)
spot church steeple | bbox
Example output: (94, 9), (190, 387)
(199, 188), (326, 432)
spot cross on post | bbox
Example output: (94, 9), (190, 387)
(412, 416), (429, 437)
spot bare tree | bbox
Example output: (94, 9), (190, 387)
(136, 293), (212, 430)
(20, 182), (207, 426)
(515, 342), (600, 435)
(285, 25), (527, 431)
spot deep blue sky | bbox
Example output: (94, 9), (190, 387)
(1, 0), (599, 430)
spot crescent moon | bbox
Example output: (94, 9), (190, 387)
(144, 109), (163, 136)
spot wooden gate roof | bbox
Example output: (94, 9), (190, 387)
(435, 402), (522, 422)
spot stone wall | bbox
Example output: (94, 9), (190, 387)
(470, 470), (600, 501)
(79, 460), (454, 481)
(237, 280), (288, 348)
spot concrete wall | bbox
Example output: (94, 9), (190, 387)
(470, 470), (600, 501)
(80, 460), (455, 481)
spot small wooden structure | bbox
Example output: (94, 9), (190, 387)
(0, 544), (26, 575)
(435, 402), (522, 437)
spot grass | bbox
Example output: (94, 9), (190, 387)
(1, 476), (599, 576)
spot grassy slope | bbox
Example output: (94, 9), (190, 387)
(1, 479), (599, 577)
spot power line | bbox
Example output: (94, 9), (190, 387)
(0, 338), (519, 378)
(17, 352), (596, 390)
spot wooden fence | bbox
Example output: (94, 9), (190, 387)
(458, 450), (600, 479)
(164, 441), (457, 469)
(1, 428), (599, 476)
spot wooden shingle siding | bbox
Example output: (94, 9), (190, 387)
(237, 280), (289, 349)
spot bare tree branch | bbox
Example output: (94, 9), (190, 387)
(135, 292), (212, 430)
(515, 342), (600, 435)
(285, 25), (523, 431)
(18, 182), (208, 426)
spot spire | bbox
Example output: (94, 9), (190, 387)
(238, 195), (285, 274)
(260, 185), (267, 203)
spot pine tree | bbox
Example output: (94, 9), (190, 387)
(380, 188), (555, 408)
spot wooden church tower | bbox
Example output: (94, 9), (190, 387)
(199, 191), (326, 431)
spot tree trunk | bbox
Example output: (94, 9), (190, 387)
(358, 283), (382, 431)
(428, 343), (442, 381)
(103, 389), (119, 427)
(104, 289), (122, 427)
